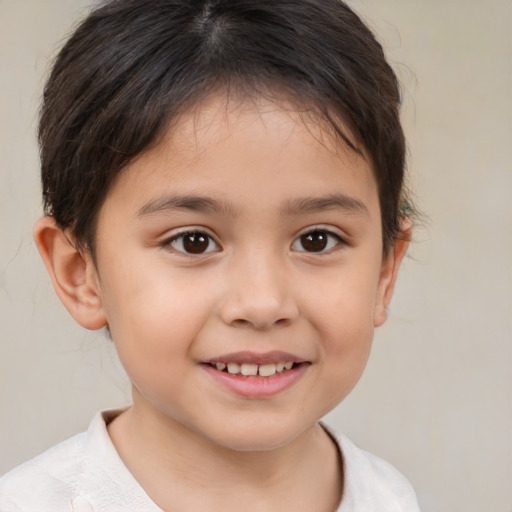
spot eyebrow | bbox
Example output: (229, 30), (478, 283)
(281, 194), (370, 218)
(137, 195), (237, 218)
(137, 193), (369, 219)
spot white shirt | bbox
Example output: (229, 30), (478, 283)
(0, 411), (420, 511)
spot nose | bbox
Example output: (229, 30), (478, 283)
(218, 250), (299, 330)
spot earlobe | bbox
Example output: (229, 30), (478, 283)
(373, 219), (412, 327)
(34, 217), (107, 330)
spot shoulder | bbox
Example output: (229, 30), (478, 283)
(0, 411), (163, 512)
(0, 430), (88, 511)
(322, 424), (421, 512)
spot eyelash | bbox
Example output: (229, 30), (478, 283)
(291, 228), (345, 254)
(163, 230), (220, 256)
(162, 227), (346, 256)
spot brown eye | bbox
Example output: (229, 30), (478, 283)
(292, 230), (342, 253)
(169, 231), (219, 255)
(300, 232), (327, 252)
(183, 233), (209, 253)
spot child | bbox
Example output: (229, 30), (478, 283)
(0, 0), (420, 510)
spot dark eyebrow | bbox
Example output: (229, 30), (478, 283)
(137, 195), (237, 218)
(137, 193), (369, 219)
(281, 194), (370, 218)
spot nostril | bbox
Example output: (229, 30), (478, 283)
(219, 290), (299, 329)
(231, 318), (251, 328)
(230, 316), (291, 330)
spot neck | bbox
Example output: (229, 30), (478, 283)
(108, 392), (343, 512)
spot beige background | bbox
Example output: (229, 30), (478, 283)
(1, 1), (511, 511)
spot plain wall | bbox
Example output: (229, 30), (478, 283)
(1, 1), (511, 511)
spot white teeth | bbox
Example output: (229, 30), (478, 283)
(214, 361), (296, 377)
(226, 362), (240, 374)
(258, 363), (277, 377)
(240, 364), (258, 376)
(276, 362), (286, 372)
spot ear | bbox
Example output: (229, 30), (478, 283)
(373, 219), (412, 327)
(34, 217), (107, 330)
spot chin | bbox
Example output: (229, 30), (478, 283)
(215, 434), (294, 453)
(199, 417), (312, 453)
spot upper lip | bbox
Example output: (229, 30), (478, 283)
(203, 351), (307, 366)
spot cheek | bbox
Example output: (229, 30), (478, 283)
(319, 300), (374, 375)
(304, 260), (381, 337)
(301, 264), (379, 394)
(98, 263), (217, 377)
(318, 306), (374, 410)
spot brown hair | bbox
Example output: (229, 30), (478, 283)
(39, 0), (410, 254)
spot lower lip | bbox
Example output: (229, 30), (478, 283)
(202, 363), (309, 398)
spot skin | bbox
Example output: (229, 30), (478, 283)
(35, 94), (409, 511)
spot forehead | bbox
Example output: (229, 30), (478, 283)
(102, 94), (380, 221)
(168, 92), (366, 164)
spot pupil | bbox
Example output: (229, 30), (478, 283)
(183, 233), (209, 254)
(301, 231), (327, 252)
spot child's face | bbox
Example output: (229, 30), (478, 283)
(87, 95), (400, 451)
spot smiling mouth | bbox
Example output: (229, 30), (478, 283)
(202, 354), (309, 397)
(207, 361), (299, 377)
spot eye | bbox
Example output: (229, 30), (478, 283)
(166, 231), (220, 255)
(291, 229), (343, 253)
